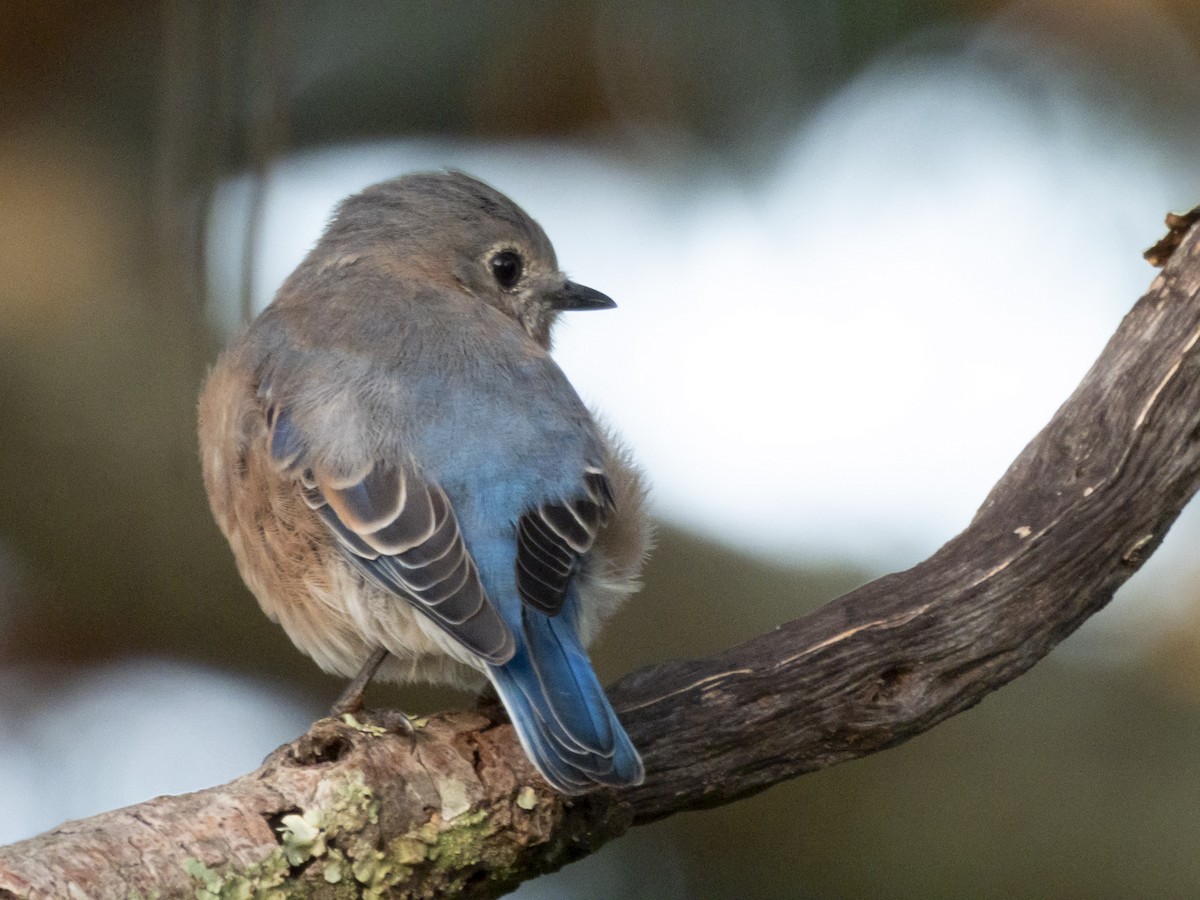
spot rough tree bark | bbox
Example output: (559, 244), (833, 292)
(2, 213), (1199, 899)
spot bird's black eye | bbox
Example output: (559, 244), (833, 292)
(490, 250), (523, 289)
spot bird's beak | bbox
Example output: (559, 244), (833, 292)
(550, 280), (617, 311)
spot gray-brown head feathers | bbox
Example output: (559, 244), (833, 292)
(298, 171), (612, 348)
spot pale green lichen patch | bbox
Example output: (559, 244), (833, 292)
(322, 849), (346, 884)
(349, 848), (410, 898)
(278, 810), (326, 866)
(516, 786), (537, 810)
(390, 837), (429, 866)
(181, 772), (404, 897)
(322, 770), (379, 829)
(412, 821), (440, 844)
(183, 858), (223, 896)
(180, 774), (526, 897)
(184, 855), (289, 900)
(425, 810), (492, 870)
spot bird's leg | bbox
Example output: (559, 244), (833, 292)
(330, 646), (389, 716)
(328, 648), (415, 744)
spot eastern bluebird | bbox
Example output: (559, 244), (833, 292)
(198, 171), (650, 793)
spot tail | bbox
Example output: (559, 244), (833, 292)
(487, 606), (644, 794)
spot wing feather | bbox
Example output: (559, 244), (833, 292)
(515, 467), (614, 616)
(268, 406), (516, 665)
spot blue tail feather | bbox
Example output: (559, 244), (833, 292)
(488, 606), (643, 793)
(525, 610), (615, 753)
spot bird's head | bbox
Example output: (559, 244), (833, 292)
(322, 170), (615, 348)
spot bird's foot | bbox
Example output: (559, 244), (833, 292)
(329, 646), (390, 716)
(338, 706), (417, 739)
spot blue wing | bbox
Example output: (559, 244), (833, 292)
(269, 406), (516, 664)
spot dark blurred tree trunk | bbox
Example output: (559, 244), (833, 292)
(154, 0), (292, 323)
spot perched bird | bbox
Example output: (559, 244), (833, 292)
(198, 171), (650, 793)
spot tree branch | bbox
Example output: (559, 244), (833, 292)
(4, 216), (1200, 899)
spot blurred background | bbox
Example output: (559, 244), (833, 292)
(3, 0), (1200, 896)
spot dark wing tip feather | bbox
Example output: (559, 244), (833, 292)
(515, 470), (615, 616)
